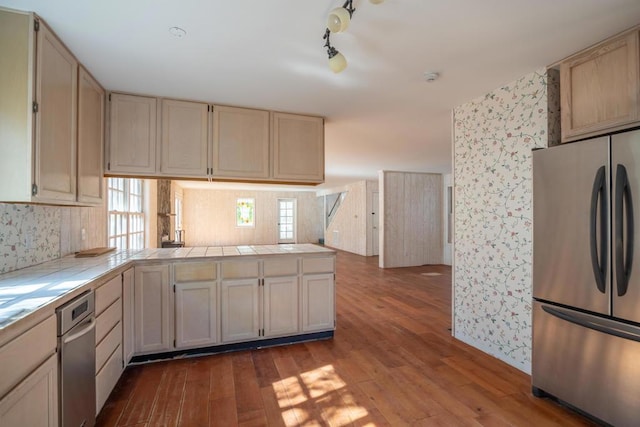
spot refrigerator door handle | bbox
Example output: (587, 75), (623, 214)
(542, 304), (640, 343)
(590, 165), (607, 293)
(615, 164), (634, 296)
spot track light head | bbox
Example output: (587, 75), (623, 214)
(322, 0), (384, 72)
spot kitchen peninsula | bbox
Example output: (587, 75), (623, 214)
(0, 244), (335, 423)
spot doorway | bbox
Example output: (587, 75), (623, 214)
(372, 191), (379, 256)
(277, 198), (297, 244)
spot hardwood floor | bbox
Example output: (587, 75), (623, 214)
(97, 250), (594, 427)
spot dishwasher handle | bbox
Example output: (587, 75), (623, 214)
(62, 316), (95, 344)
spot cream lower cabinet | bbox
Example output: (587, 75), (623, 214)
(0, 314), (58, 427)
(221, 279), (260, 343)
(174, 261), (219, 349)
(0, 354), (58, 427)
(134, 265), (172, 354)
(263, 276), (299, 337)
(301, 273), (335, 333)
(95, 274), (124, 415)
(122, 268), (135, 365)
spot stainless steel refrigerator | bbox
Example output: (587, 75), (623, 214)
(532, 128), (640, 427)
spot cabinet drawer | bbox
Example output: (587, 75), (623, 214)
(95, 275), (122, 316)
(96, 344), (123, 415)
(0, 315), (56, 398)
(96, 299), (122, 345)
(175, 262), (216, 282)
(96, 321), (121, 374)
(264, 258), (298, 277)
(302, 257), (335, 274)
(221, 260), (259, 279)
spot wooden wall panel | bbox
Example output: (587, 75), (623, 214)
(182, 189), (322, 246)
(379, 171), (442, 268)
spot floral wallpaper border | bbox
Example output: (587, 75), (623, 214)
(453, 68), (559, 373)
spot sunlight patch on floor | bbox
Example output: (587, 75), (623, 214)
(273, 364), (370, 426)
(421, 272), (442, 276)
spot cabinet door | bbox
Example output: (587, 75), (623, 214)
(122, 268), (134, 365)
(221, 279), (260, 343)
(263, 276), (299, 337)
(34, 21), (77, 202)
(160, 99), (209, 177)
(175, 281), (218, 348)
(134, 265), (172, 354)
(77, 66), (104, 205)
(561, 31), (640, 141)
(301, 273), (335, 332)
(272, 112), (324, 183)
(212, 106), (270, 179)
(108, 93), (157, 175)
(0, 354), (57, 427)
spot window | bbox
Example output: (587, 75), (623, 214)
(175, 196), (183, 230)
(108, 178), (145, 250)
(236, 198), (255, 227)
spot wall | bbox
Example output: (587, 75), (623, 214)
(452, 68), (560, 373)
(379, 171), (443, 268)
(183, 188), (322, 246)
(0, 203), (107, 274)
(323, 181), (367, 256)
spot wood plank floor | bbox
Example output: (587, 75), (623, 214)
(97, 250), (595, 427)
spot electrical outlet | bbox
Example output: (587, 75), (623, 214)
(81, 228), (86, 241)
(24, 233), (33, 249)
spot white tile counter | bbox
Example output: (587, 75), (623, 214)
(0, 244), (334, 338)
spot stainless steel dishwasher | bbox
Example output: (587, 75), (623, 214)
(57, 290), (96, 427)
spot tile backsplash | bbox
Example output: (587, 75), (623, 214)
(0, 203), (107, 274)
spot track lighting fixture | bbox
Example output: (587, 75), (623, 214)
(322, 0), (385, 73)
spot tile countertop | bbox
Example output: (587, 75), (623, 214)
(0, 244), (334, 333)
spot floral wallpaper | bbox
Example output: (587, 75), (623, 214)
(453, 68), (559, 373)
(0, 203), (107, 274)
(0, 204), (61, 274)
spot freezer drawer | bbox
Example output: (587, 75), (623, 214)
(532, 301), (640, 427)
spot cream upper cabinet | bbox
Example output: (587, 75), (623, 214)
(0, 10), (105, 205)
(160, 99), (209, 177)
(272, 112), (324, 183)
(34, 20), (78, 203)
(77, 66), (105, 205)
(107, 93), (158, 175)
(211, 105), (270, 180)
(103, 91), (325, 184)
(561, 30), (640, 142)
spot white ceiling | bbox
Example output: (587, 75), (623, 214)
(3, 0), (640, 191)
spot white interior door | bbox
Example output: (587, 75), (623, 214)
(372, 191), (379, 256)
(278, 198), (297, 244)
